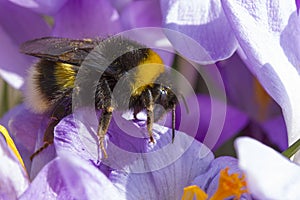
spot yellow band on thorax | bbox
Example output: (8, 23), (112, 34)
(131, 50), (164, 96)
(54, 63), (76, 88)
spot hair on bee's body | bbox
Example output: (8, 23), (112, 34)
(21, 36), (178, 160)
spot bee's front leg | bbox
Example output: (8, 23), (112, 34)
(144, 89), (155, 143)
(97, 80), (114, 159)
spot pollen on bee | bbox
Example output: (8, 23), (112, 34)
(107, 106), (114, 113)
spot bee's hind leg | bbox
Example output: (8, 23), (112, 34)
(30, 117), (57, 161)
(30, 99), (71, 161)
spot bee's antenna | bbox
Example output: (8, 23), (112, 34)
(180, 94), (189, 114)
(172, 105), (176, 143)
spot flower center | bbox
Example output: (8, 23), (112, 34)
(0, 125), (25, 170)
(181, 167), (248, 200)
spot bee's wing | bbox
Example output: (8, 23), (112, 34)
(20, 37), (98, 65)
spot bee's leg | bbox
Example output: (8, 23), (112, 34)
(97, 80), (114, 159)
(30, 98), (71, 161)
(145, 89), (155, 143)
(30, 117), (58, 161)
(97, 106), (113, 159)
(153, 104), (176, 143)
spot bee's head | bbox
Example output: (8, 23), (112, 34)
(154, 84), (178, 107)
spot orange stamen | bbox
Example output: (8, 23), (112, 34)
(181, 167), (248, 200)
(181, 185), (208, 200)
(210, 167), (248, 200)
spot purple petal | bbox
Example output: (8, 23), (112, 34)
(165, 95), (248, 150)
(20, 158), (73, 200)
(21, 156), (123, 199)
(235, 137), (300, 199)
(5, 105), (41, 152)
(1, 104), (41, 173)
(54, 109), (100, 163)
(120, 0), (162, 29)
(110, 0), (132, 12)
(8, 0), (68, 15)
(262, 115), (288, 151)
(297, 0), (300, 14)
(52, 0), (122, 38)
(221, 0), (300, 153)
(217, 53), (282, 121)
(0, 1), (50, 89)
(161, 0), (238, 64)
(108, 133), (214, 199)
(58, 153), (123, 199)
(216, 53), (287, 151)
(0, 136), (29, 199)
(4, 104), (56, 178)
(53, 108), (259, 199)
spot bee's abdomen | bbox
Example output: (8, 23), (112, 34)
(25, 59), (75, 113)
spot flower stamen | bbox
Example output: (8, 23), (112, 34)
(181, 185), (208, 200)
(210, 167), (248, 200)
(181, 167), (248, 200)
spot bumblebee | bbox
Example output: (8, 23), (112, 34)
(21, 37), (178, 159)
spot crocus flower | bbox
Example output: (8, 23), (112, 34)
(216, 53), (288, 151)
(235, 137), (300, 199)
(0, 125), (29, 199)
(0, 104), (56, 178)
(160, 0), (238, 64)
(0, 110), (251, 199)
(18, 109), (250, 199)
(162, 0), (299, 159)
(221, 0), (300, 161)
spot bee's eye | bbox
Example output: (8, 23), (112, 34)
(160, 88), (167, 94)
(159, 87), (168, 102)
